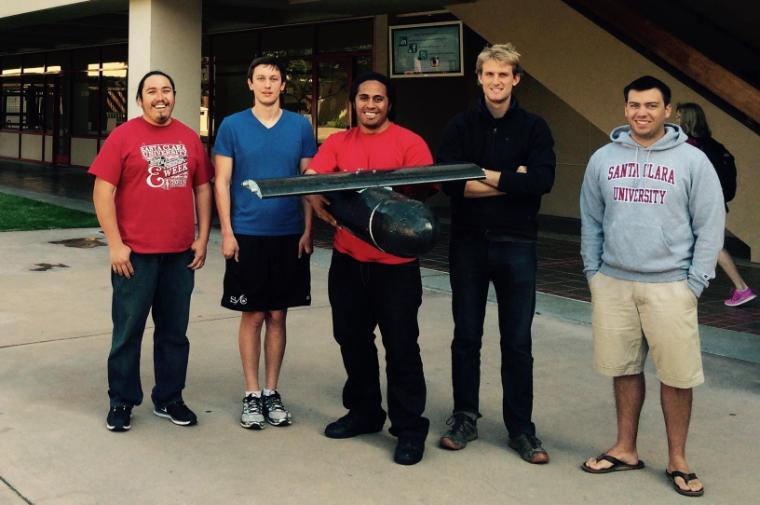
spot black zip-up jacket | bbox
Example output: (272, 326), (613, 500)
(436, 96), (555, 240)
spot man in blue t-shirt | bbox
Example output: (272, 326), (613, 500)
(214, 56), (317, 430)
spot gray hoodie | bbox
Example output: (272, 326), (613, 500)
(580, 123), (725, 297)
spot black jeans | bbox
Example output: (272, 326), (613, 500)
(328, 250), (429, 440)
(449, 235), (537, 437)
(108, 250), (194, 408)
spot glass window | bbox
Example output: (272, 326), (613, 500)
(23, 54), (45, 75)
(355, 55), (372, 75)
(318, 20), (373, 53)
(53, 72), (71, 160)
(100, 47), (128, 135)
(213, 58), (252, 127)
(262, 26), (313, 57)
(2, 55), (22, 76)
(22, 78), (46, 131)
(101, 70), (127, 135)
(101, 45), (127, 65)
(214, 32), (260, 65)
(72, 48), (99, 72)
(69, 47), (103, 137)
(200, 56), (211, 138)
(1, 78), (22, 129)
(71, 71), (100, 136)
(46, 51), (68, 74)
(210, 22), (374, 145)
(44, 77), (58, 132)
(200, 39), (211, 141)
(212, 31), (261, 130)
(283, 58), (313, 123)
(317, 59), (349, 143)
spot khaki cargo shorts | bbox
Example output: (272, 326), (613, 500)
(589, 272), (704, 389)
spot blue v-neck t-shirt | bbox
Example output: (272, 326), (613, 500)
(214, 109), (317, 235)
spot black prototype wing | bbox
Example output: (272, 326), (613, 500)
(241, 163), (485, 199)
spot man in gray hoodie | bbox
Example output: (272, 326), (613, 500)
(579, 76), (724, 498)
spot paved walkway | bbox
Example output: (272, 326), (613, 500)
(1, 227), (759, 504)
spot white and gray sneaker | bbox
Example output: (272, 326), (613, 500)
(263, 391), (292, 426)
(240, 394), (266, 430)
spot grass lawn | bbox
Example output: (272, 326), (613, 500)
(0, 192), (99, 231)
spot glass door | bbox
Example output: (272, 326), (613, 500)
(46, 74), (69, 165)
(316, 57), (349, 144)
(21, 74), (46, 161)
(44, 75), (59, 163)
(283, 57), (313, 132)
(315, 55), (372, 144)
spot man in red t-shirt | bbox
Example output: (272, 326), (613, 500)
(90, 71), (213, 433)
(305, 72), (433, 465)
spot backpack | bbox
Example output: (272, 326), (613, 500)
(697, 137), (737, 203)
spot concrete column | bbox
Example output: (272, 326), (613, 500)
(128, 0), (202, 132)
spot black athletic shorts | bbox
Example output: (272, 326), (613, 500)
(221, 234), (311, 312)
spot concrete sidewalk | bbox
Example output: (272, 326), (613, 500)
(1, 228), (759, 504)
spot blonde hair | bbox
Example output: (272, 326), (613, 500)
(676, 102), (711, 138)
(476, 43), (522, 75)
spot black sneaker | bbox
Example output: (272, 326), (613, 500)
(324, 411), (385, 439)
(394, 437), (425, 465)
(262, 391), (292, 426)
(153, 401), (198, 426)
(106, 405), (132, 432)
(439, 412), (478, 450)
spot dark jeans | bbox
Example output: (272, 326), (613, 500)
(328, 250), (429, 440)
(449, 235), (537, 437)
(108, 250), (194, 408)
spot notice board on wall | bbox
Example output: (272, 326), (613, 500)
(389, 21), (464, 78)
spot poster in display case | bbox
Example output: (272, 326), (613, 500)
(389, 21), (464, 78)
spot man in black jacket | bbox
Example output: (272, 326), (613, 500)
(436, 43), (555, 464)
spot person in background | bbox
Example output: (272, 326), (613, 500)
(676, 102), (755, 307)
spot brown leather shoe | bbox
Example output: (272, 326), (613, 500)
(508, 433), (550, 464)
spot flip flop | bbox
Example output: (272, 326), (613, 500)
(666, 470), (705, 497)
(581, 453), (645, 474)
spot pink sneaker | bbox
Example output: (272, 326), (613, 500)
(724, 288), (757, 307)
